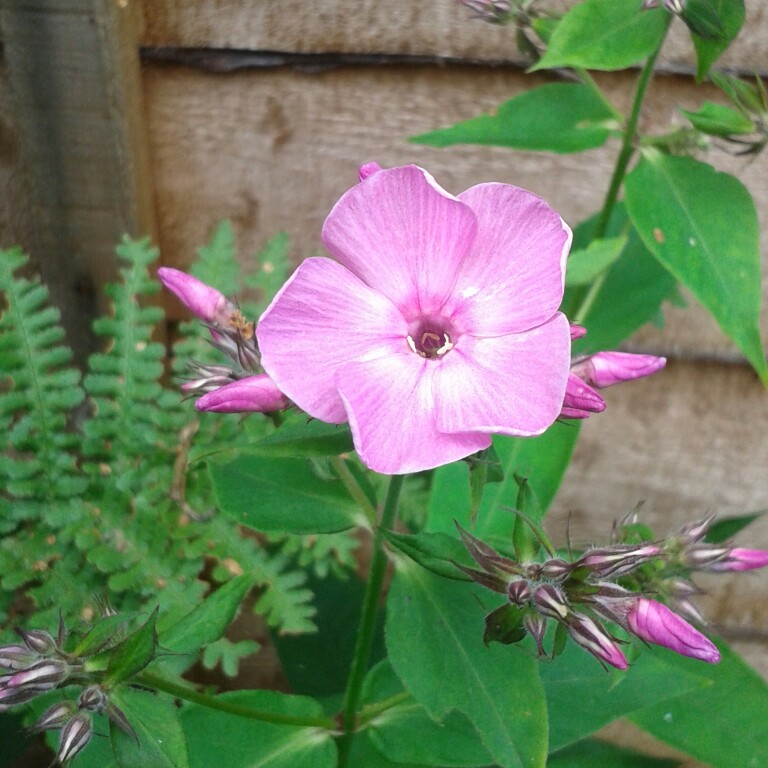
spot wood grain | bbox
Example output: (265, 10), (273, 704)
(139, 0), (768, 75)
(0, 0), (157, 364)
(143, 62), (768, 359)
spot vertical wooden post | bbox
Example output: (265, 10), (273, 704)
(0, 0), (157, 365)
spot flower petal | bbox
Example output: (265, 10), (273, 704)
(434, 314), (571, 436)
(258, 257), (407, 423)
(447, 183), (571, 336)
(322, 165), (478, 317)
(336, 353), (490, 474)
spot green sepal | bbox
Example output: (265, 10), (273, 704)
(484, 604), (527, 646)
(104, 607), (159, 687)
(552, 621), (569, 658)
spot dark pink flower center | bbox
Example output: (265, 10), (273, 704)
(407, 318), (455, 360)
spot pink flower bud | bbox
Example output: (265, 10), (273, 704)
(195, 375), (290, 414)
(533, 583), (570, 621)
(569, 324), (587, 340)
(579, 544), (661, 578)
(709, 548), (768, 572)
(358, 162), (383, 182)
(570, 351), (666, 389)
(0, 645), (37, 671)
(56, 713), (93, 765)
(27, 701), (78, 733)
(7, 659), (70, 690)
(560, 373), (605, 419)
(15, 628), (56, 656)
(157, 267), (234, 327)
(627, 598), (720, 663)
(567, 613), (628, 670)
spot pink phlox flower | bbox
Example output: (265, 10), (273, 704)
(157, 267), (234, 328)
(195, 374), (291, 414)
(258, 164), (572, 474)
(709, 547), (768, 572)
(627, 597), (720, 663)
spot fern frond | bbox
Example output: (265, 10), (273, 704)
(0, 248), (87, 517)
(82, 237), (186, 471)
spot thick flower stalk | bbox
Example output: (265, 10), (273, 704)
(457, 515), (768, 668)
(258, 164), (573, 474)
(157, 267), (290, 415)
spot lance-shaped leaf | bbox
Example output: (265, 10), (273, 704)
(631, 640), (768, 768)
(625, 151), (768, 384)
(110, 687), (189, 768)
(160, 574), (252, 654)
(690, 0), (745, 81)
(681, 101), (755, 138)
(382, 530), (476, 582)
(181, 690), (336, 768)
(210, 455), (362, 533)
(362, 660), (493, 768)
(412, 83), (618, 154)
(386, 562), (548, 768)
(532, 0), (668, 72)
(104, 608), (158, 686)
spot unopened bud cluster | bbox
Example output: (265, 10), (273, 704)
(158, 268), (291, 415)
(458, 515), (768, 669)
(0, 618), (135, 766)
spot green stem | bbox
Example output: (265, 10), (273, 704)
(332, 456), (377, 526)
(137, 670), (336, 729)
(336, 474), (405, 767)
(574, 20), (671, 325)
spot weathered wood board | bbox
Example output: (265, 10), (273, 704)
(142, 62), (768, 360)
(139, 0), (768, 75)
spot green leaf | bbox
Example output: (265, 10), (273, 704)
(705, 510), (767, 543)
(564, 206), (678, 353)
(104, 608), (158, 686)
(625, 152), (768, 383)
(412, 83), (618, 153)
(541, 640), (708, 752)
(363, 660), (494, 767)
(210, 455), (361, 533)
(690, 0), (745, 81)
(549, 739), (679, 767)
(681, 101), (755, 137)
(426, 424), (580, 544)
(160, 574), (252, 654)
(110, 687), (189, 768)
(72, 612), (142, 657)
(566, 236), (628, 286)
(680, 0), (725, 39)
(244, 420), (354, 458)
(631, 640), (768, 768)
(383, 530), (475, 581)
(386, 563), (548, 768)
(532, 0), (668, 72)
(181, 691), (337, 768)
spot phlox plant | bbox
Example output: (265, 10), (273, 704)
(2, 1), (768, 767)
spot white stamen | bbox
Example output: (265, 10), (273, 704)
(436, 334), (453, 356)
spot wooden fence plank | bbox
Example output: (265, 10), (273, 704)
(143, 62), (768, 360)
(139, 0), (768, 76)
(0, 0), (157, 364)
